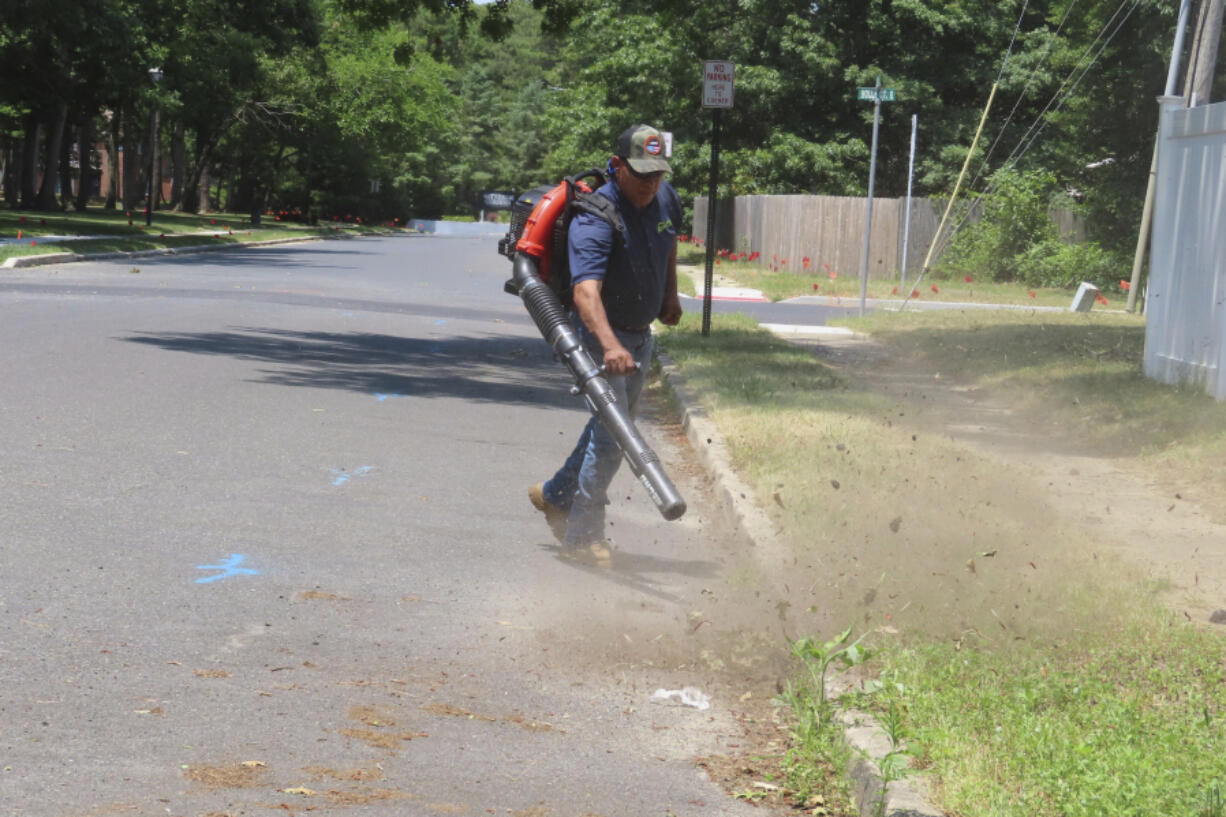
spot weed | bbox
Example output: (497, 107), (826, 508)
(1201, 783), (1224, 817)
(777, 677), (856, 811)
(872, 698), (912, 817)
(788, 626), (873, 712)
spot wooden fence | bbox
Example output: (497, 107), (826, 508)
(693, 194), (944, 281)
(693, 195), (1084, 281)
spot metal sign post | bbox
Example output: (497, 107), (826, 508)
(702, 60), (734, 337)
(900, 114), (918, 289)
(856, 78), (894, 316)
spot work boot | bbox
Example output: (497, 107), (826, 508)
(529, 482), (568, 543)
(559, 542), (613, 568)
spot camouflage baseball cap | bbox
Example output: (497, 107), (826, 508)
(616, 124), (671, 175)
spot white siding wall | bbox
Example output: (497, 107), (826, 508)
(1146, 97), (1226, 399)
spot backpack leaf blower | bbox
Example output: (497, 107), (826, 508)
(500, 171), (686, 521)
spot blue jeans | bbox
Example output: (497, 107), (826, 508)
(543, 324), (654, 546)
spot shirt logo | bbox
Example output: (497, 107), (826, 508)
(658, 218), (673, 233)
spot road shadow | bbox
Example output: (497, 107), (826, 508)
(156, 240), (389, 270)
(538, 542), (721, 604)
(122, 326), (578, 408)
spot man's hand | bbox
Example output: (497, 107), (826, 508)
(658, 293), (682, 326)
(603, 344), (636, 375)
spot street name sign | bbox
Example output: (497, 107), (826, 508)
(858, 87), (896, 102)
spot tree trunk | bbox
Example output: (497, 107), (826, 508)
(58, 116), (73, 208)
(122, 106), (141, 212)
(104, 109), (119, 209)
(170, 119), (185, 209)
(197, 165), (211, 212)
(301, 140), (313, 218)
(2, 138), (17, 204)
(231, 162), (255, 214)
(75, 116), (94, 211)
(145, 106), (158, 217)
(20, 111), (40, 209)
(35, 101), (68, 210)
(181, 126), (224, 213)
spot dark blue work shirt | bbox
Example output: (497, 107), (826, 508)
(568, 179), (681, 331)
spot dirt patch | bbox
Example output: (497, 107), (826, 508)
(802, 333), (1226, 626)
(324, 788), (414, 805)
(338, 727), (427, 751)
(302, 766), (385, 783)
(695, 695), (857, 816)
(501, 713), (554, 732)
(348, 704), (397, 727)
(183, 762), (268, 789)
(420, 702), (496, 722)
(194, 668), (232, 679)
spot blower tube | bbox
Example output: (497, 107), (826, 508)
(511, 253), (686, 521)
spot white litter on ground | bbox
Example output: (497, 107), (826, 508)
(651, 686), (711, 710)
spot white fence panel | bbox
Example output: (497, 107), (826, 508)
(1145, 97), (1226, 399)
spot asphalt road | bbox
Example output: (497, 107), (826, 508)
(0, 235), (794, 817)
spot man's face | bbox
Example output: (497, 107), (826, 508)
(612, 156), (665, 209)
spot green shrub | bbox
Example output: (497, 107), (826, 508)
(939, 168), (1061, 282)
(1015, 239), (1126, 290)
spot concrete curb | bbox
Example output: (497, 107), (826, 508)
(0, 233), (369, 270)
(654, 348), (944, 817)
(841, 710), (943, 817)
(654, 350), (781, 558)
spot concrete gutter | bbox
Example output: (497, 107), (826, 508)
(656, 347), (944, 817)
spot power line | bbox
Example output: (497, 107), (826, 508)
(972, 0), (1081, 193)
(930, 0), (1142, 263)
(1000, 0), (1141, 170)
(997, 0), (1034, 83)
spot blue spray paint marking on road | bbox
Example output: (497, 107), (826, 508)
(434, 319), (447, 326)
(374, 393), (408, 402)
(331, 466), (374, 486)
(195, 554), (259, 584)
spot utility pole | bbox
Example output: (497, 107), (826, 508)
(1127, 0), (1197, 313)
(901, 114), (918, 290)
(1188, 0), (1225, 105)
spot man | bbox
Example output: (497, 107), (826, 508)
(529, 124), (683, 564)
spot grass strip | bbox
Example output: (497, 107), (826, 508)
(0, 207), (383, 264)
(858, 616), (1226, 817)
(678, 247), (1124, 308)
(656, 309), (1226, 817)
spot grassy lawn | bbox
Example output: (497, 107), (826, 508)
(654, 309), (1226, 817)
(0, 206), (389, 264)
(678, 246), (1129, 309)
